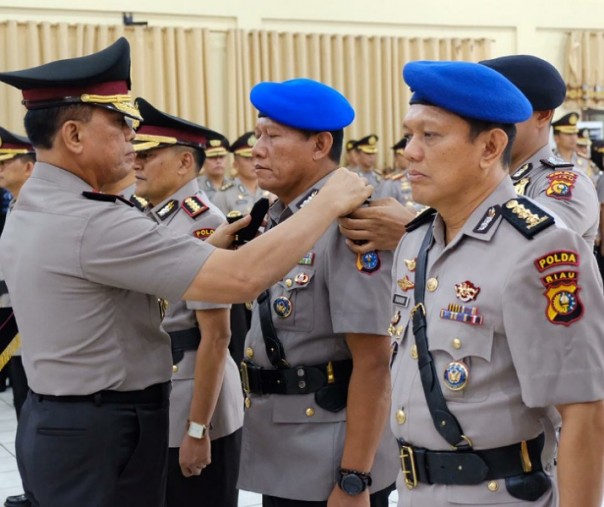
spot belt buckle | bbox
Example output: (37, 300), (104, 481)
(400, 445), (418, 490)
(240, 362), (251, 394)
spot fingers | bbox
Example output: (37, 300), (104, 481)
(344, 238), (377, 254)
(182, 463), (209, 478)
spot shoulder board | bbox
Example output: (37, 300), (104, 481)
(511, 162), (532, 181)
(405, 207), (437, 232)
(82, 191), (133, 207)
(129, 194), (149, 211)
(182, 195), (209, 219)
(220, 182), (234, 191)
(540, 156), (574, 169)
(156, 199), (179, 221)
(390, 172), (405, 181)
(373, 170), (382, 182)
(500, 197), (555, 239)
(382, 174), (393, 180)
(296, 188), (319, 209)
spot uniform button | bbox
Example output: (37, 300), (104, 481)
(410, 345), (418, 360)
(305, 408), (315, 417)
(395, 409), (406, 425)
(245, 397), (251, 409)
(487, 481), (499, 492)
(285, 279), (293, 288)
(426, 277), (439, 292)
(245, 347), (254, 359)
(452, 338), (462, 350)
(172, 365), (178, 374)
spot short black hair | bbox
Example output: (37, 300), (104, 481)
(23, 105), (93, 149)
(463, 117), (516, 169)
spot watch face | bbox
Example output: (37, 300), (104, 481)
(341, 474), (365, 495)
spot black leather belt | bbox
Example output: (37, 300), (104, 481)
(240, 359), (352, 395)
(397, 433), (544, 488)
(32, 381), (170, 406)
(169, 327), (201, 364)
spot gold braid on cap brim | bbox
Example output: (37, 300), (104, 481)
(0, 149), (31, 162)
(554, 126), (579, 134)
(133, 133), (178, 152)
(80, 93), (143, 121)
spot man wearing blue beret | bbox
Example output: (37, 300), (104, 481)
(0, 40), (373, 507)
(481, 55), (599, 247)
(389, 60), (604, 507)
(237, 78), (398, 507)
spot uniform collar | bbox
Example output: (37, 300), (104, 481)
(31, 162), (94, 192)
(149, 178), (199, 224)
(516, 143), (554, 172)
(267, 172), (332, 226)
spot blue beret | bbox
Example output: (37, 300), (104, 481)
(403, 61), (532, 124)
(480, 55), (566, 111)
(250, 78), (354, 131)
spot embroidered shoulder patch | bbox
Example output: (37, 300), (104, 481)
(405, 207), (437, 232)
(545, 171), (578, 201)
(156, 199), (179, 221)
(511, 163), (532, 181)
(541, 271), (583, 326)
(540, 156), (574, 169)
(500, 198), (554, 239)
(534, 250), (579, 272)
(82, 191), (134, 207)
(182, 196), (209, 219)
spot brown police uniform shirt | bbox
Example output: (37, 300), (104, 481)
(0, 163), (213, 395)
(146, 179), (243, 446)
(389, 177), (604, 506)
(238, 172), (399, 501)
(513, 144), (599, 246)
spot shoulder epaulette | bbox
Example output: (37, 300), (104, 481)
(129, 194), (149, 211)
(182, 195), (209, 219)
(390, 172), (405, 181)
(296, 188), (318, 209)
(156, 199), (179, 221)
(500, 197), (555, 239)
(540, 156), (574, 169)
(220, 182), (234, 191)
(82, 191), (133, 207)
(405, 207), (437, 232)
(511, 163), (532, 181)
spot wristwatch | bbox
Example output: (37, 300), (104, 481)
(186, 420), (208, 439)
(337, 467), (372, 496)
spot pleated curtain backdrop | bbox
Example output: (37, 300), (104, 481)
(0, 20), (491, 169)
(228, 31), (492, 168)
(565, 31), (604, 109)
(0, 21), (213, 133)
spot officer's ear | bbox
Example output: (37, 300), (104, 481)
(177, 149), (195, 175)
(478, 128), (507, 170)
(535, 109), (554, 128)
(59, 120), (85, 154)
(312, 132), (333, 161)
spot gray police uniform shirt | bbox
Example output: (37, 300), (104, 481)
(389, 177), (604, 506)
(212, 178), (271, 216)
(512, 144), (599, 246)
(596, 173), (604, 204)
(375, 173), (425, 213)
(146, 179), (243, 446)
(238, 173), (399, 501)
(0, 163), (214, 395)
(352, 167), (383, 193)
(196, 174), (232, 203)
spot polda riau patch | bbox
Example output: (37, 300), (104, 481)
(545, 171), (578, 200)
(542, 272), (583, 326)
(193, 228), (215, 239)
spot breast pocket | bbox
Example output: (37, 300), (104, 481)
(272, 268), (316, 333)
(430, 325), (494, 403)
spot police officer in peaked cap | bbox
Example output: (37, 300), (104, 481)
(0, 38), (372, 507)
(389, 60), (604, 506)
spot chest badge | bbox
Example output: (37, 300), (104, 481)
(440, 304), (484, 325)
(298, 252), (315, 266)
(273, 296), (293, 318)
(455, 281), (481, 302)
(397, 275), (415, 292)
(294, 273), (310, 286)
(356, 251), (381, 273)
(444, 361), (469, 391)
(404, 258), (416, 272)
